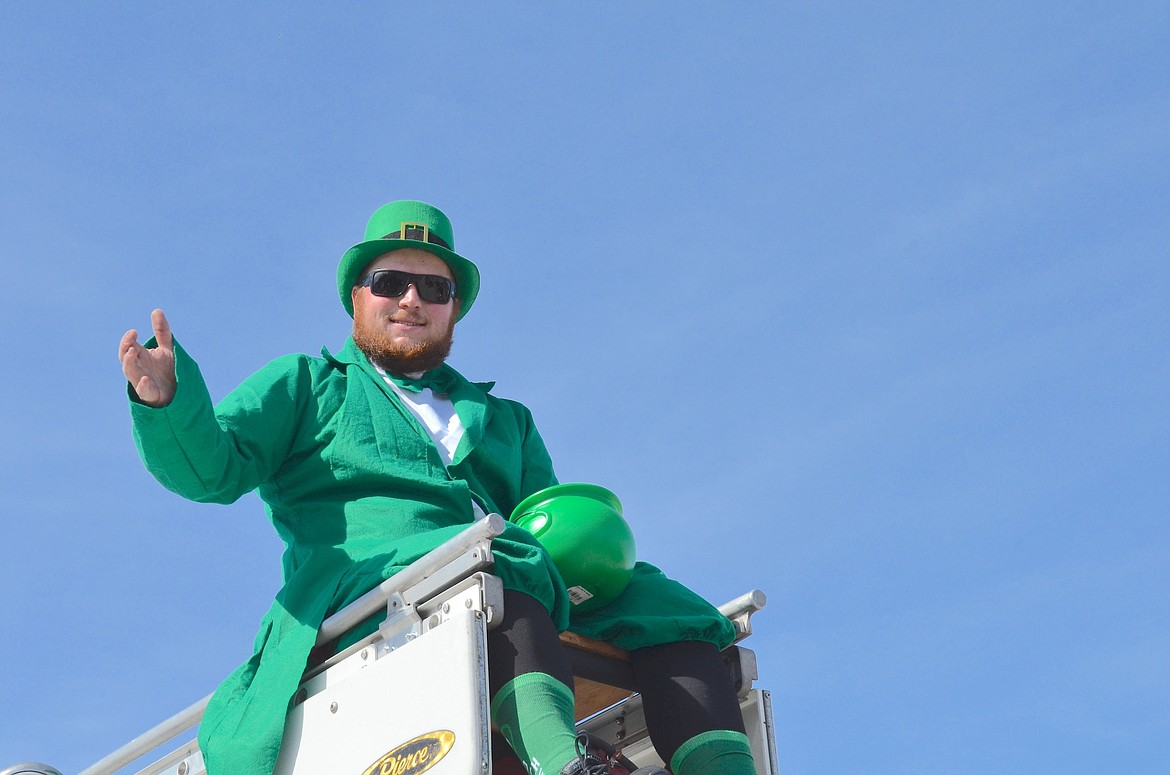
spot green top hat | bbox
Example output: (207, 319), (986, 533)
(338, 200), (481, 320)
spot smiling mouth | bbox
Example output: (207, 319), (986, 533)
(389, 318), (425, 327)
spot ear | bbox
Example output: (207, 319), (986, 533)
(351, 285), (361, 306)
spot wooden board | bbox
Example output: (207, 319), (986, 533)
(572, 676), (636, 720)
(560, 632), (636, 719)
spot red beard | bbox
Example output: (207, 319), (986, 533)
(351, 298), (456, 374)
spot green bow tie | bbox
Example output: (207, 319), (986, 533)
(384, 366), (457, 395)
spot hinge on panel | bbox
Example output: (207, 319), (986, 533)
(377, 591), (423, 649)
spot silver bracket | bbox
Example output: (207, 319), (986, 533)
(730, 646), (760, 699)
(400, 540), (495, 605)
(413, 571), (505, 631)
(377, 591), (423, 649)
(719, 589), (767, 642)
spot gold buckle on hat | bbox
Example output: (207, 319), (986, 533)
(400, 221), (430, 243)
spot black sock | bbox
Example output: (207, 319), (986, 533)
(628, 640), (745, 765)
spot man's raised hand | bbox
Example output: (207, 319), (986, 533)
(120, 309), (177, 408)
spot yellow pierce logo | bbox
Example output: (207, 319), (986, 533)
(362, 730), (456, 775)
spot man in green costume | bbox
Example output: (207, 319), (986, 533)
(120, 200), (756, 775)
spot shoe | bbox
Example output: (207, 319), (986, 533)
(491, 728), (530, 774)
(558, 754), (669, 775)
(492, 753), (529, 774)
(560, 751), (619, 775)
(559, 732), (670, 775)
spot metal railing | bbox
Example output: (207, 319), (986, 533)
(77, 514), (507, 775)
(1, 765), (65, 775)
(718, 588), (768, 640)
(70, 514), (765, 775)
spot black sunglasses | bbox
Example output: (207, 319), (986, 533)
(358, 269), (457, 305)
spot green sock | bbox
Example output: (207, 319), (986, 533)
(671, 730), (756, 775)
(490, 672), (579, 775)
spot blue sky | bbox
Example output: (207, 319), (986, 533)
(2, 2), (1167, 773)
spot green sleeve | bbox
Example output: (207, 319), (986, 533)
(517, 402), (559, 498)
(129, 339), (309, 504)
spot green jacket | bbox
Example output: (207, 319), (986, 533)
(130, 336), (734, 774)
(131, 337), (569, 772)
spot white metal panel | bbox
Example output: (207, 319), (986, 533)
(274, 607), (490, 775)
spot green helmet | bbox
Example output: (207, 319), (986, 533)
(510, 483), (637, 613)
